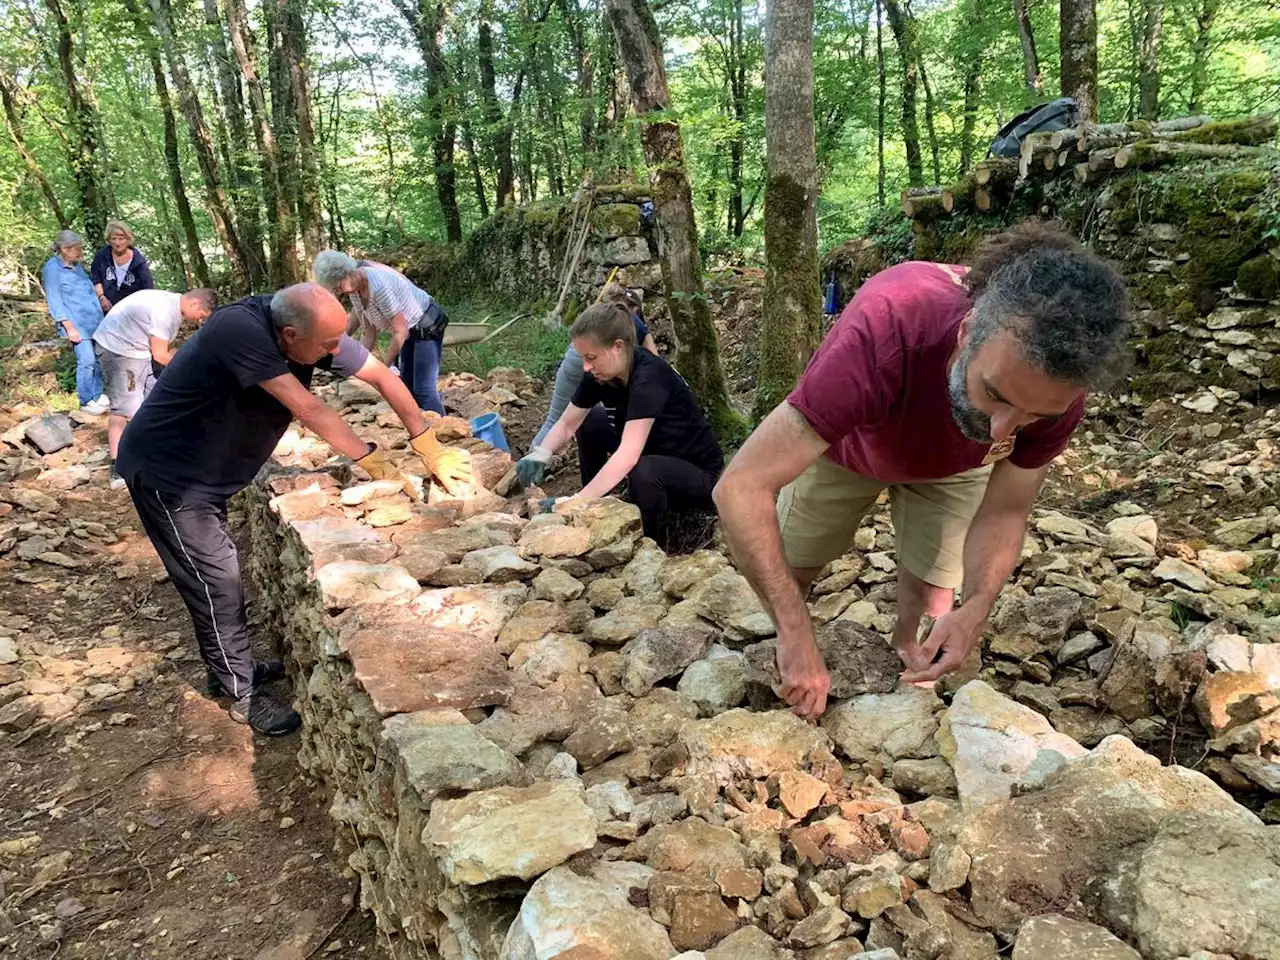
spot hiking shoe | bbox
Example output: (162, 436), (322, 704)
(229, 689), (301, 736)
(108, 465), (126, 491)
(82, 398), (108, 416)
(207, 659), (286, 698)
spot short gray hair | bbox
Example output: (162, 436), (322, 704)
(52, 229), (83, 254)
(313, 250), (359, 291)
(271, 283), (327, 335)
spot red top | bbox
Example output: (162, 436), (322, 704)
(787, 261), (1084, 483)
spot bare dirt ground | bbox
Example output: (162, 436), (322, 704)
(0, 420), (387, 960)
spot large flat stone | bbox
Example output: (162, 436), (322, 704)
(823, 686), (942, 763)
(960, 735), (1260, 931)
(315, 561), (420, 609)
(1013, 915), (1140, 959)
(336, 608), (512, 714)
(424, 779), (598, 885)
(409, 583), (527, 643)
(390, 721), (524, 802)
(680, 708), (835, 782)
(291, 517), (398, 568)
(503, 862), (674, 960)
(744, 622), (900, 702)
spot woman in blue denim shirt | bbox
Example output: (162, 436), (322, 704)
(42, 230), (108, 414)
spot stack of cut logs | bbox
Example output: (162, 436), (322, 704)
(899, 113), (1277, 221)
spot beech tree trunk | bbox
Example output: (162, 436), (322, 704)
(1060, 0), (1098, 123)
(882, 0), (924, 188)
(1137, 0), (1163, 120)
(1189, 0), (1219, 114)
(876, 0), (886, 206)
(478, 19), (515, 207)
(121, 0), (211, 286)
(0, 75), (69, 227)
(279, 0), (323, 262)
(755, 0), (821, 421)
(45, 0), (108, 240)
(958, 0), (985, 174)
(148, 0), (250, 285)
(395, 0), (462, 242)
(198, 0), (262, 285)
(1012, 0), (1043, 98)
(603, 0), (742, 441)
(225, 0), (298, 286)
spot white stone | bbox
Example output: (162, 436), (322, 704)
(822, 687), (942, 763)
(1152, 557), (1215, 593)
(677, 645), (747, 717)
(937, 680), (1087, 809)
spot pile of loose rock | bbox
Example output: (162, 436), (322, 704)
(236, 377), (1280, 960)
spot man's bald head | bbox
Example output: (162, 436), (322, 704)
(271, 283), (348, 364)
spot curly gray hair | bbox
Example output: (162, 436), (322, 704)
(312, 250), (360, 291)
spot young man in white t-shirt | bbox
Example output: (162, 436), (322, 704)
(93, 288), (216, 488)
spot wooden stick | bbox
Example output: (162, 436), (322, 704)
(974, 187), (992, 212)
(1074, 162), (1090, 184)
(1114, 139), (1268, 170)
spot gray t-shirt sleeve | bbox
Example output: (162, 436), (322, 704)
(318, 334), (370, 379)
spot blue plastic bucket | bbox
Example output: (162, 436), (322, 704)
(470, 412), (510, 452)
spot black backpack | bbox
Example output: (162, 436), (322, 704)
(988, 98), (1079, 158)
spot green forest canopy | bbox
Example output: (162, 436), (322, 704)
(0, 0), (1277, 292)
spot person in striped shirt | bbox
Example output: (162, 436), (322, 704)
(314, 252), (448, 413)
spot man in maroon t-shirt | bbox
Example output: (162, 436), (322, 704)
(714, 222), (1129, 720)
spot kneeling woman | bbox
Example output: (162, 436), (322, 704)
(519, 303), (724, 542)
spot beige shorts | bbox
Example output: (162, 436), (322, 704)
(777, 456), (993, 589)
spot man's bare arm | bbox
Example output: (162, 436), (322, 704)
(259, 372), (370, 460)
(713, 403), (831, 718)
(961, 459), (1047, 613)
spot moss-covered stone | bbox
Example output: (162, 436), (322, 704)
(1235, 255), (1280, 300)
(592, 203), (641, 240)
(594, 183), (653, 203)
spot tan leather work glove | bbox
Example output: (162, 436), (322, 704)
(410, 429), (474, 497)
(355, 444), (400, 482)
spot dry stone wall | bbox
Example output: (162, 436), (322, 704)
(235, 372), (1280, 960)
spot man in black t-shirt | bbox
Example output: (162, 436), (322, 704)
(118, 283), (472, 736)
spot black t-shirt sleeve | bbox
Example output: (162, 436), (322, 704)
(625, 360), (670, 422)
(317, 335), (370, 379)
(571, 372), (602, 409)
(214, 307), (291, 389)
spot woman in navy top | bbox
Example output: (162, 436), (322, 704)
(90, 220), (154, 311)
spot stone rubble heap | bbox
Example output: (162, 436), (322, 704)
(235, 379), (1280, 960)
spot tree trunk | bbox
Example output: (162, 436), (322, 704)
(265, 0), (302, 281)
(148, 0), (250, 286)
(121, 0), (211, 286)
(478, 19), (515, 208)
(44, 0), (108, 240)
(919, 59), (941, 184)
(882, 0), (924, 189)
(1011, 0), (1043, 98)
(755, 0), (822, 421)
(280, 0), (323, 262)
(395, 0), (462, 242)
(0, 75), (69, 227)
(727, 0), (748, 237)
(460, 111), (490, 218)
(603, 0), (742, 441)
(957, 0), (984, 174)
(197, 0), (259, 282)
(1059, 0), (1098, 123)
(556, 0), (596, 159)
(1137, 0), (1162, 119)
(1188, 0), (1219, 114)
(876, 0), (886, 207)
(225, 0), (297, 287)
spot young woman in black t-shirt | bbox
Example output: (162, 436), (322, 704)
(517, 303), (724, 542)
